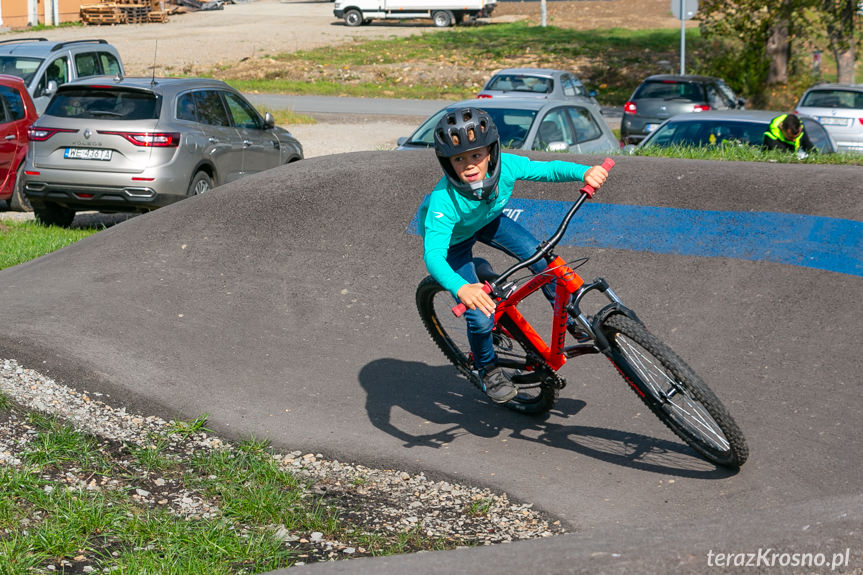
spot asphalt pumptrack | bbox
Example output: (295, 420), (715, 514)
(1, 151), (861, 574)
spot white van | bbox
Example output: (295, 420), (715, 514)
(333, 0), (496, 27)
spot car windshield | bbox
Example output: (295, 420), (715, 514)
(634, 81), (703, 101)
(406, 107), (538, 149)
(0, 56), (43, 84)
(45, 87), (161, 120)
(800, 89), (863, 109)
(486, 75), (552, 95)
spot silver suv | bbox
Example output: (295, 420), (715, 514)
(0, 38), (124, 115)
(24, 76), (303, 226)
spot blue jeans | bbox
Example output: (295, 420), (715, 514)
(447, 214), (553, 369)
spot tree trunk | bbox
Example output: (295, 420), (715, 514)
(766, 14), (790, 84)
(835, 47), (856, 83)
(825, 0), (856, 83)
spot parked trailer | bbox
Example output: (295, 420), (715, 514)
(333, 0), (496, 27)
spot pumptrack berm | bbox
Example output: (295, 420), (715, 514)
(1, 151), (861, 574)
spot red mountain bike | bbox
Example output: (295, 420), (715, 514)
(416, 159), (748, 469)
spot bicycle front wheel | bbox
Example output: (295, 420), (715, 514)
(599, 313), (748, 468)
(416, 276), (559, 415)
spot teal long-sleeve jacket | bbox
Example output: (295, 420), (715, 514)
(419, 153), (590, 298)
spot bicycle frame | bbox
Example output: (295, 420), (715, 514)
(492, 256), (637, 374)
(452, 158), (637, 372)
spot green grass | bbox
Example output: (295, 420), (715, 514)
(629, 143), (863, 165)
(0, 405), (456, 573)
(215, 23), (688, 104)
(11, 21), (82, 32)
(0, 219), (100, 270)
(213, 19), (862, 110)
(256, 106), (317, 125)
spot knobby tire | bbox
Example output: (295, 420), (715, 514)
(416, 276), (558, 415)
(599, 313), (749, 468)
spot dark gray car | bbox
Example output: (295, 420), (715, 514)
(620, 74), (745, 145)
(24, 76), (303, 226)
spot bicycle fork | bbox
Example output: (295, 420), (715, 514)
(566, 277), (642, 356)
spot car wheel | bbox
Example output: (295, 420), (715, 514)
(344, 9), (363, 26)
(432, 10), (454, 27)
(34, 203), (75, 227)
(188, 171), (213, 196)
(9, 162), (33, 212)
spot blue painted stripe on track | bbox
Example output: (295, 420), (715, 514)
(407, 197), (863, 277)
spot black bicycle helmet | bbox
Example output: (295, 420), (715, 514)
(433, 107), (501, 202)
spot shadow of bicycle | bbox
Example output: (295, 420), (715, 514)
(359, 357), (735, 478)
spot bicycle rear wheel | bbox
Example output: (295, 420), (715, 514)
(599, 313), (748, 468)
(416, 276), (559, 415)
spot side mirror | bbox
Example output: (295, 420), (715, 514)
(546, 141), (569, 153)
(262, 112), (275, 130)
(397, 136), (408, 146)
(44, 80), (58, 98)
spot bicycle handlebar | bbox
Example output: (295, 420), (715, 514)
(452, 157), (615, 317)
(579, 157), (615, 198)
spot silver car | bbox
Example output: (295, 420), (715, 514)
(476, 68), (596, 104)
(397, 97), (619, 155)
(794, 83), (863, 153)
(24, 76), (303, 226)
(0, 38), (124, 115)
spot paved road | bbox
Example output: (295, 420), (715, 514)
(1, 153), (860, 573)
(245, 93), (624, 129)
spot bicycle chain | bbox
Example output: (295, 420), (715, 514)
(461, 333), (567, 392)
(528, 349), (568, 391)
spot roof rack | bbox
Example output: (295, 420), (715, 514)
(50, 39), (109, 52)
(0, 38), (49, 45)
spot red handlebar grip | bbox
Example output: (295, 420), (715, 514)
(452, 282), (493, 317)
(579, 157), (616, 198)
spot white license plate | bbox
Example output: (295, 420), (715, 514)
(645, 123), (660, 132)
(818, 117), (851, 127)
(64, 147), (112, 161)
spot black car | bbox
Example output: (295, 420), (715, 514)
(620, 74), (745, 145)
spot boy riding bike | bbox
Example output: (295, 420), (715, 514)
(418, 107), (608, 404)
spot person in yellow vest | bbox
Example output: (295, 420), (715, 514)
(762, 113), (816, 153)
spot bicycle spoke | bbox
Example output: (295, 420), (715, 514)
(666, 395), (731, 451)
(615, 334), (730, 452)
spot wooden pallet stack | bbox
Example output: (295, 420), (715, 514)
(80, 3), (126, 24)
(80, 0), (169, 24)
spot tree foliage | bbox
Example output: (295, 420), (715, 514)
(696, 0), (859, 105)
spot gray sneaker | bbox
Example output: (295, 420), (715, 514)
(482, 366), (517, 404)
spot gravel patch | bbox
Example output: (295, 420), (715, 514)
(1, 358), (565, 567)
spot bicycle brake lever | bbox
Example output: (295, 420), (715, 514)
(452, 281), (493, 318)
(579, 157), (616, 198)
